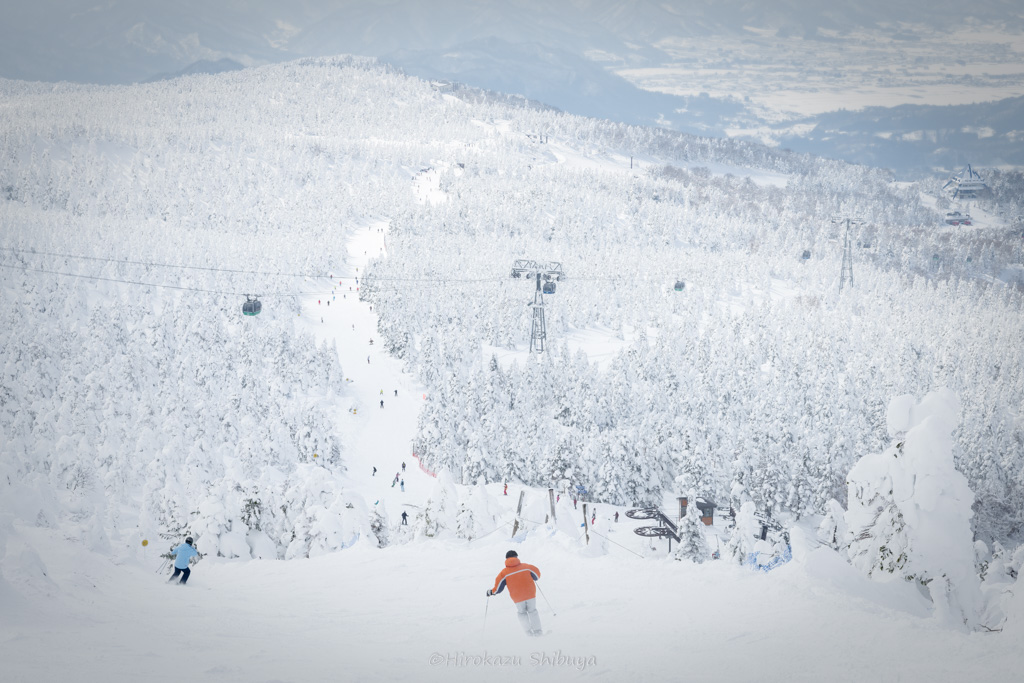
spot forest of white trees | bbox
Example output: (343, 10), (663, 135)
(1, 55), (1021, 567)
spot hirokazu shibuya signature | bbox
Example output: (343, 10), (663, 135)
(428, 651), (597, 671)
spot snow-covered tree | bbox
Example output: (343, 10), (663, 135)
(817, 498), (850, 551)
(454, 482), (502, 541)
(673, 491), (711, 563)
(722, 502), (760, 565)
(417, 469), (459, 538)
(845, 389), (981, 629)
(370, 501), (391, 548)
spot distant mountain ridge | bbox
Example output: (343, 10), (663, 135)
(2, 0), (1020, 86)
(771, 95), (1024, 174)
(144, 58), (245, 83)
(1, 1), (1021, 175)
(386, 37), (746, 132)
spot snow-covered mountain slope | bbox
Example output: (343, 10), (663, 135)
(1, 56), (1023, 680)
(1, 54), (1022, 544)
(4, 2), (1023, 174)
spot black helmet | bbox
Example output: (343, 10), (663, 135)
(505, 550), (518, 559)
(185, 536), (194, 545)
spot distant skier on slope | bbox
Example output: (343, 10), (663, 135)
(167, 537), (198, 585)
(401, 511), (408, 525)
(487, 550), (543, 636)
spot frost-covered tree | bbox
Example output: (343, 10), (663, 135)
(845, 389), (981, 629)
(370, 501), (391, 548)
(455, 482), (502, 541)
(816, 498), (849, 551)
(673, 491), (711, 563)
(417, 470), (459, 538)
(722, 502), (760, 566)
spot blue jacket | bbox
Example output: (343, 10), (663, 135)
(171, 543), (198, 569)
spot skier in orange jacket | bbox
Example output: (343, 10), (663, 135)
(487, 550), (543, 636)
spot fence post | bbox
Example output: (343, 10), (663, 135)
(582, 503), (589, 545)
(511, 491), (526, 538)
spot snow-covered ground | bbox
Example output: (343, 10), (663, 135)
(3, 214), (1022, 683)
(6, 519), (1023, 683)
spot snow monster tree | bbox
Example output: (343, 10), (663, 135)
(845, 388), (981, 629)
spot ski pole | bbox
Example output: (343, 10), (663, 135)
(537, 584), (557, 616)
(484, 595), (490, 629)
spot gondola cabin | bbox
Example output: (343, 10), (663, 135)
(674, 280), (685, 291)
(542, 282), (556, 294)
(801, 250), (811, 260)
(242, 296), (262, 316)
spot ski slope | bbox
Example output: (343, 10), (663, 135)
(4, 492), (1023, 682)
(3, 216), (1023, 683)
(297, 219), (434, 519)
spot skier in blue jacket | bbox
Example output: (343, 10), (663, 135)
(168, 537), (198, 585)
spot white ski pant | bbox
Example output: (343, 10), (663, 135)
(515, 598), (542, 634)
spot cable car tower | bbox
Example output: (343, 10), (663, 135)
(510, 259), (565, 353)
(833, 217), (863, 294)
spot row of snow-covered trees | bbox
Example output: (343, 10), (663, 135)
(401, 270), (1022, 534)
(1, 58), (427, 558)
(0, 257), (356, 557)
(359, 92), (1023, 542)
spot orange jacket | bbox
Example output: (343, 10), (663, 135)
(491, 557), (541, 603)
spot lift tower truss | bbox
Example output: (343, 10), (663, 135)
(833, 217), (864, 294)
(510, 259), (566, 353)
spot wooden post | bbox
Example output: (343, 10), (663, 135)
(511, 491), (526, 538)
(582, 503), (590, 544)
(548, 488), (556, 523)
